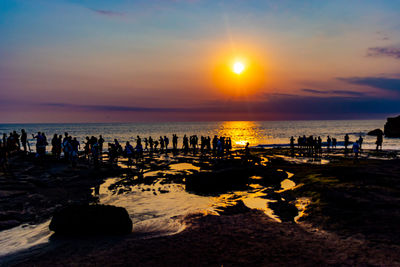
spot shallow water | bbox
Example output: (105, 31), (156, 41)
(0, 221), (51, 259)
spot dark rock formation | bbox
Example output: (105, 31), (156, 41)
(185, 167), (249, 194)
(367, 129), (383, 136)
(384, 115), (400, 137)
(269, 200), (298, 222)
(49, 204), (132, 235)
(217, 200), (252, 215)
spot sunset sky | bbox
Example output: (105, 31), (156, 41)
(1, 0), (400, 122)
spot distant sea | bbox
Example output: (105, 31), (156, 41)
(1, 120), (399, 150)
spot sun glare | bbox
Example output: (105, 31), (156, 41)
(211, 48), (266, 97)
(233, 62), (245, 74)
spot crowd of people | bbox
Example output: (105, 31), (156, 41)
(289, 132), (383, 158)
(0, 130), (239, 170)
(0, 128), (386, 171)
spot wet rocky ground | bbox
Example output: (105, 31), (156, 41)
(2, 148), (400, 266)
(0, 153), (123, 230)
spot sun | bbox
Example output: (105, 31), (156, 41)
(233, 61), (245, 74)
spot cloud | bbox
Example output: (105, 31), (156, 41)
(367, 46), (400, 59)
(42, 103), (186, 112)
(90, 8), (124, 17)
(338, 77), (400, 92)
(302, 89), (366, 96)
(41, 94), (400, 117)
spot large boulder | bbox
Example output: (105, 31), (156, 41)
(384, 115), (400, 137)
(49, 204), (132, 235)
(367, 129), (383, 136)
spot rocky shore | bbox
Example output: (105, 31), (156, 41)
(2, 148), (400, 266)
(0, 152), (124, 231)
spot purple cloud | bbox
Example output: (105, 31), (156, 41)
(338, 77), (400, 92)
(302, 89), (366, 97)
(367, 47), (400, 59)
(90, 9), (124, 17)
(41, 94), (400, 117)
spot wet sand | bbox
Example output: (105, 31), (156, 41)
(2, 148), (400, 266)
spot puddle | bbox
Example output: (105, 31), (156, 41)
(275, 155), (330, 165)
(169, 163), (200, 172)
(294, 197), (311, 222)
(280, 179), (296, 191)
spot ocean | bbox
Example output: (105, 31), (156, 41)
(0, 120), (399, 150)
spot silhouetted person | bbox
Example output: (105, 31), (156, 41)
(212, 135), (218, 154)
(98, 135), (104, 159)
(376, 132), (383, 151)
(125, 141), (134, 168)
(51, 134), (59, 158)
(358, 135), (363, 151)
(172, 134), (178, 151)
(71, 137), (80, 167)
(327, 136), (331, 152)
(344, 134), (349, 154)
(13, 131), (20, 150)
(149, 136), (154, 152)
(183, 134), (189, 154)
(164, 136), (169, 152)
(159, 136), (164, 152)
(21, 129), (27, 152)
(245, 142), (250, 157)
(125, 141), (134, 158)
(353, 141), (360, 161)
(154, 140), (159, 152)
(332, 138), (337, 149)
(290, 136), (295, 156)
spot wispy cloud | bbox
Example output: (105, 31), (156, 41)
(302, 89), (366, 96)
(41, 94), (400, 117)
(90, 8), (124, 17)
(42, 103), (186, 112)
(367, 46), (400, 59)
(338, 77), (400, 91)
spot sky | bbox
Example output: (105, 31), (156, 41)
(1, 0), (400, 122)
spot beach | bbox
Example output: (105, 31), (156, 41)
(1, 146), (400, 266)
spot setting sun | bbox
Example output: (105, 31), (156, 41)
(233, 62), (245, 74)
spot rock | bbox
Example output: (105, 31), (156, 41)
(0, 220), (20, 230)
(384, 115), (400, 137)
(367, 129), (383, 136)
(269, 200), (298, 222)
(49, 204), (132, 235)
(217, 200), (252, 215)
(185, 167), (249, 194)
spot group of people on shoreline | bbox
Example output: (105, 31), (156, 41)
(1, 128), (386, 170)
(0, 129), (239, 169)
(289, 132), (383, 158)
